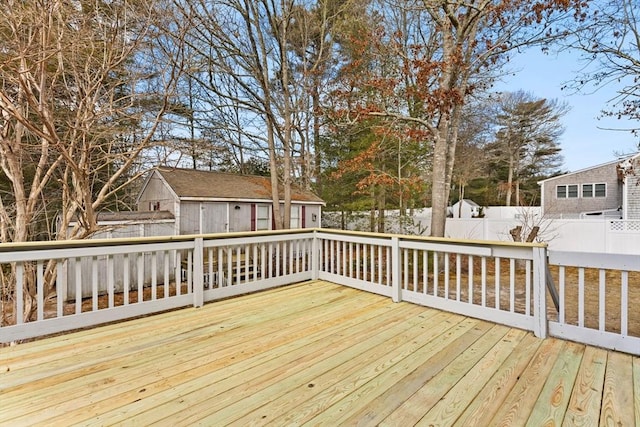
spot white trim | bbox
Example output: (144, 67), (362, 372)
(549, 250), (640, 271)
(134, 169), (155, 206)
(622, 175), (628, 220)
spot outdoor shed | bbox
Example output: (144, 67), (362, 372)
(450, 199), (481, 218)
(137, 167), (325, 234)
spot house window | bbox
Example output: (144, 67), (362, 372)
(290, 206), (300, 229)
(557, 184), (578, 199)
(256, 205), (270, 230)
(149, 201), (160, 211)
(582, 183), (606, 198)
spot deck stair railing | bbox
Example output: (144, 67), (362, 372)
(0, 228), (637, 355)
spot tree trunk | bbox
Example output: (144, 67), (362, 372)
(378, 187), (386, 233)
(266, 124), (283, 230)
(430, 132), (449, 237)
(312, 82), (322, 193)
(458, 182), (465, 218)
(370, 188), (376, 232)
(505, 157), (514, 206)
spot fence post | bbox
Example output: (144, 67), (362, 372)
(193, 237), (204, 307)
(532, 245), (548, 338)
(311, 230), (319, 280)
(391, 236), (401, 303)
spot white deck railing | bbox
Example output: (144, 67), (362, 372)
(0, 229), (637, 355)
(547, 251), (640, 355)
(316, 230), (547, 339)
(0, 230), (314, 343)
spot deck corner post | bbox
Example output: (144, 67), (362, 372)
(311, 230), (319, 280)
(193, 237), (204, 308)
(391, 236), (401, 303)
(533, 246), (548, 338)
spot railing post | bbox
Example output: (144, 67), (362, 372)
(391, 236), (401, 303)
(532, 246), (548, 338)
(311, 230), (319, 280)
(193, 237), (204, 308)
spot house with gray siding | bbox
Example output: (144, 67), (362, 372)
(538, 153), (640, 219)
(137, 167), (325, 234)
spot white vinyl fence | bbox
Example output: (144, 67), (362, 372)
(324, 211), (639, 254)
(445, 218), (640, 254)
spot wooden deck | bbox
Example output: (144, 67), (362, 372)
(1, 281), (638, 426)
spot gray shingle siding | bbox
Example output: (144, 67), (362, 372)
(541, 162), (622, 217)
(627, 158), (640, 219)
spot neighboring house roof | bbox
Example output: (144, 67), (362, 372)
(537, 153), (640, 185)
(148, 167), (325, 204)
(96, 211), (175, 222)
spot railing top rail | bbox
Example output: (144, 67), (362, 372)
(318, 228), (547, 249)
(0, 228), (315, 253)
(549, 250), (640, 271)
(0, 227), (544, 261)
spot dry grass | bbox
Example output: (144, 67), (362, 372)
(549, 265), (640, 336)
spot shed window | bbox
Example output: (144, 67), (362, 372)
(290, 206), (300, 229)
(556, 184), (578, 199)
(256, 205), (270, 230)
(149, 201), (160, 211)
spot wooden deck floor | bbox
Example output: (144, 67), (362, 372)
(1, 280), (638, 426)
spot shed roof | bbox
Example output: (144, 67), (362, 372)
(68, 210), (175, 225)
(155, 167), (324, 204)
(456, 199), (479, 207)
(97, 211), (175, 222)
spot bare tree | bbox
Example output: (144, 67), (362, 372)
(0, 0), (183, 321)
(172, 0), (352, 228)
(560, 0), (640, 136)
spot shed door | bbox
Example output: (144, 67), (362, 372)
(229, 203), (246, 232)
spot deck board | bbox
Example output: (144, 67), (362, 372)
(599, 351), (635, 426)
(563, 345), (607, 426)
(1, 280), (638, 426)
(452, 332), (543, 427)
(525, 341), (584, 426)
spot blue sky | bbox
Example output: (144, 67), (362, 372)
(494, 49), (639, 172)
